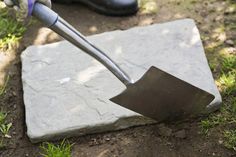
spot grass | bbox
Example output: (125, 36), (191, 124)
(0, 111), (7, 125)
(224, 130), (236, 150)
(139, 0), (158, 14)
(0, 94), (8, 148)
(200, 113), (227, 135)
(0, 110), (11, 138)
(0, 2), (26, 51)
(218, 55), (236, 96)
(0, 138), (5, 149)
(200, 54), (236, 149)
(0, 123), (12, 138)
(199, 0), (236, 146)
(222, 56), (236, 73)
(218, 72), (236, 96)
(0, 75), (9, 96)
(40, 140), (73, 157)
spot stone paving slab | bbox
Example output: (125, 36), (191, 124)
(21, 19), (221, 143)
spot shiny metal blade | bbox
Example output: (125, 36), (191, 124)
(110, 66), (215, 122)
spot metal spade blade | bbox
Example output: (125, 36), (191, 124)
(110, 66), (215, 121)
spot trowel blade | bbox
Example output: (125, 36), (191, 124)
(110, 66), (215, 122)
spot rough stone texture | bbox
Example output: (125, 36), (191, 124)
(174, 130), (186, 139)
(157, 124), (173, 137)
(21, 19), (221, 143)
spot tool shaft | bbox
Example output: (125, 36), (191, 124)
(33, 3), (133, 85)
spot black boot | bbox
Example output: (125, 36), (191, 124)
(52, 0), (138, 16)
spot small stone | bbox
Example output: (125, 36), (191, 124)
(25, 154), (29, 157)
(132, 133), (137, 138)
(8, 71), (14, 77)
(225, 40), (234, 46)
(200, 10), (207, 17)
(89, 26), (98, 33)
(228, 47), (236, 54)
(218, 140), (223, 144)
(5, 134), (11, 138)
(214, 15), (223, 22)
(12, 91), (17, 96)
(105, 137), (110, 141)
(174, 130), (186, 139)
(89, 138), (100, 147)
(157, 124), (172, 137)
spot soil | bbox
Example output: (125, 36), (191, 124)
(0, 0), (235, 156)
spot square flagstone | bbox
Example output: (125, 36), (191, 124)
(21, 19), (221, 143)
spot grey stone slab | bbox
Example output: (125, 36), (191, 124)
(21, 19), (221, 143)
